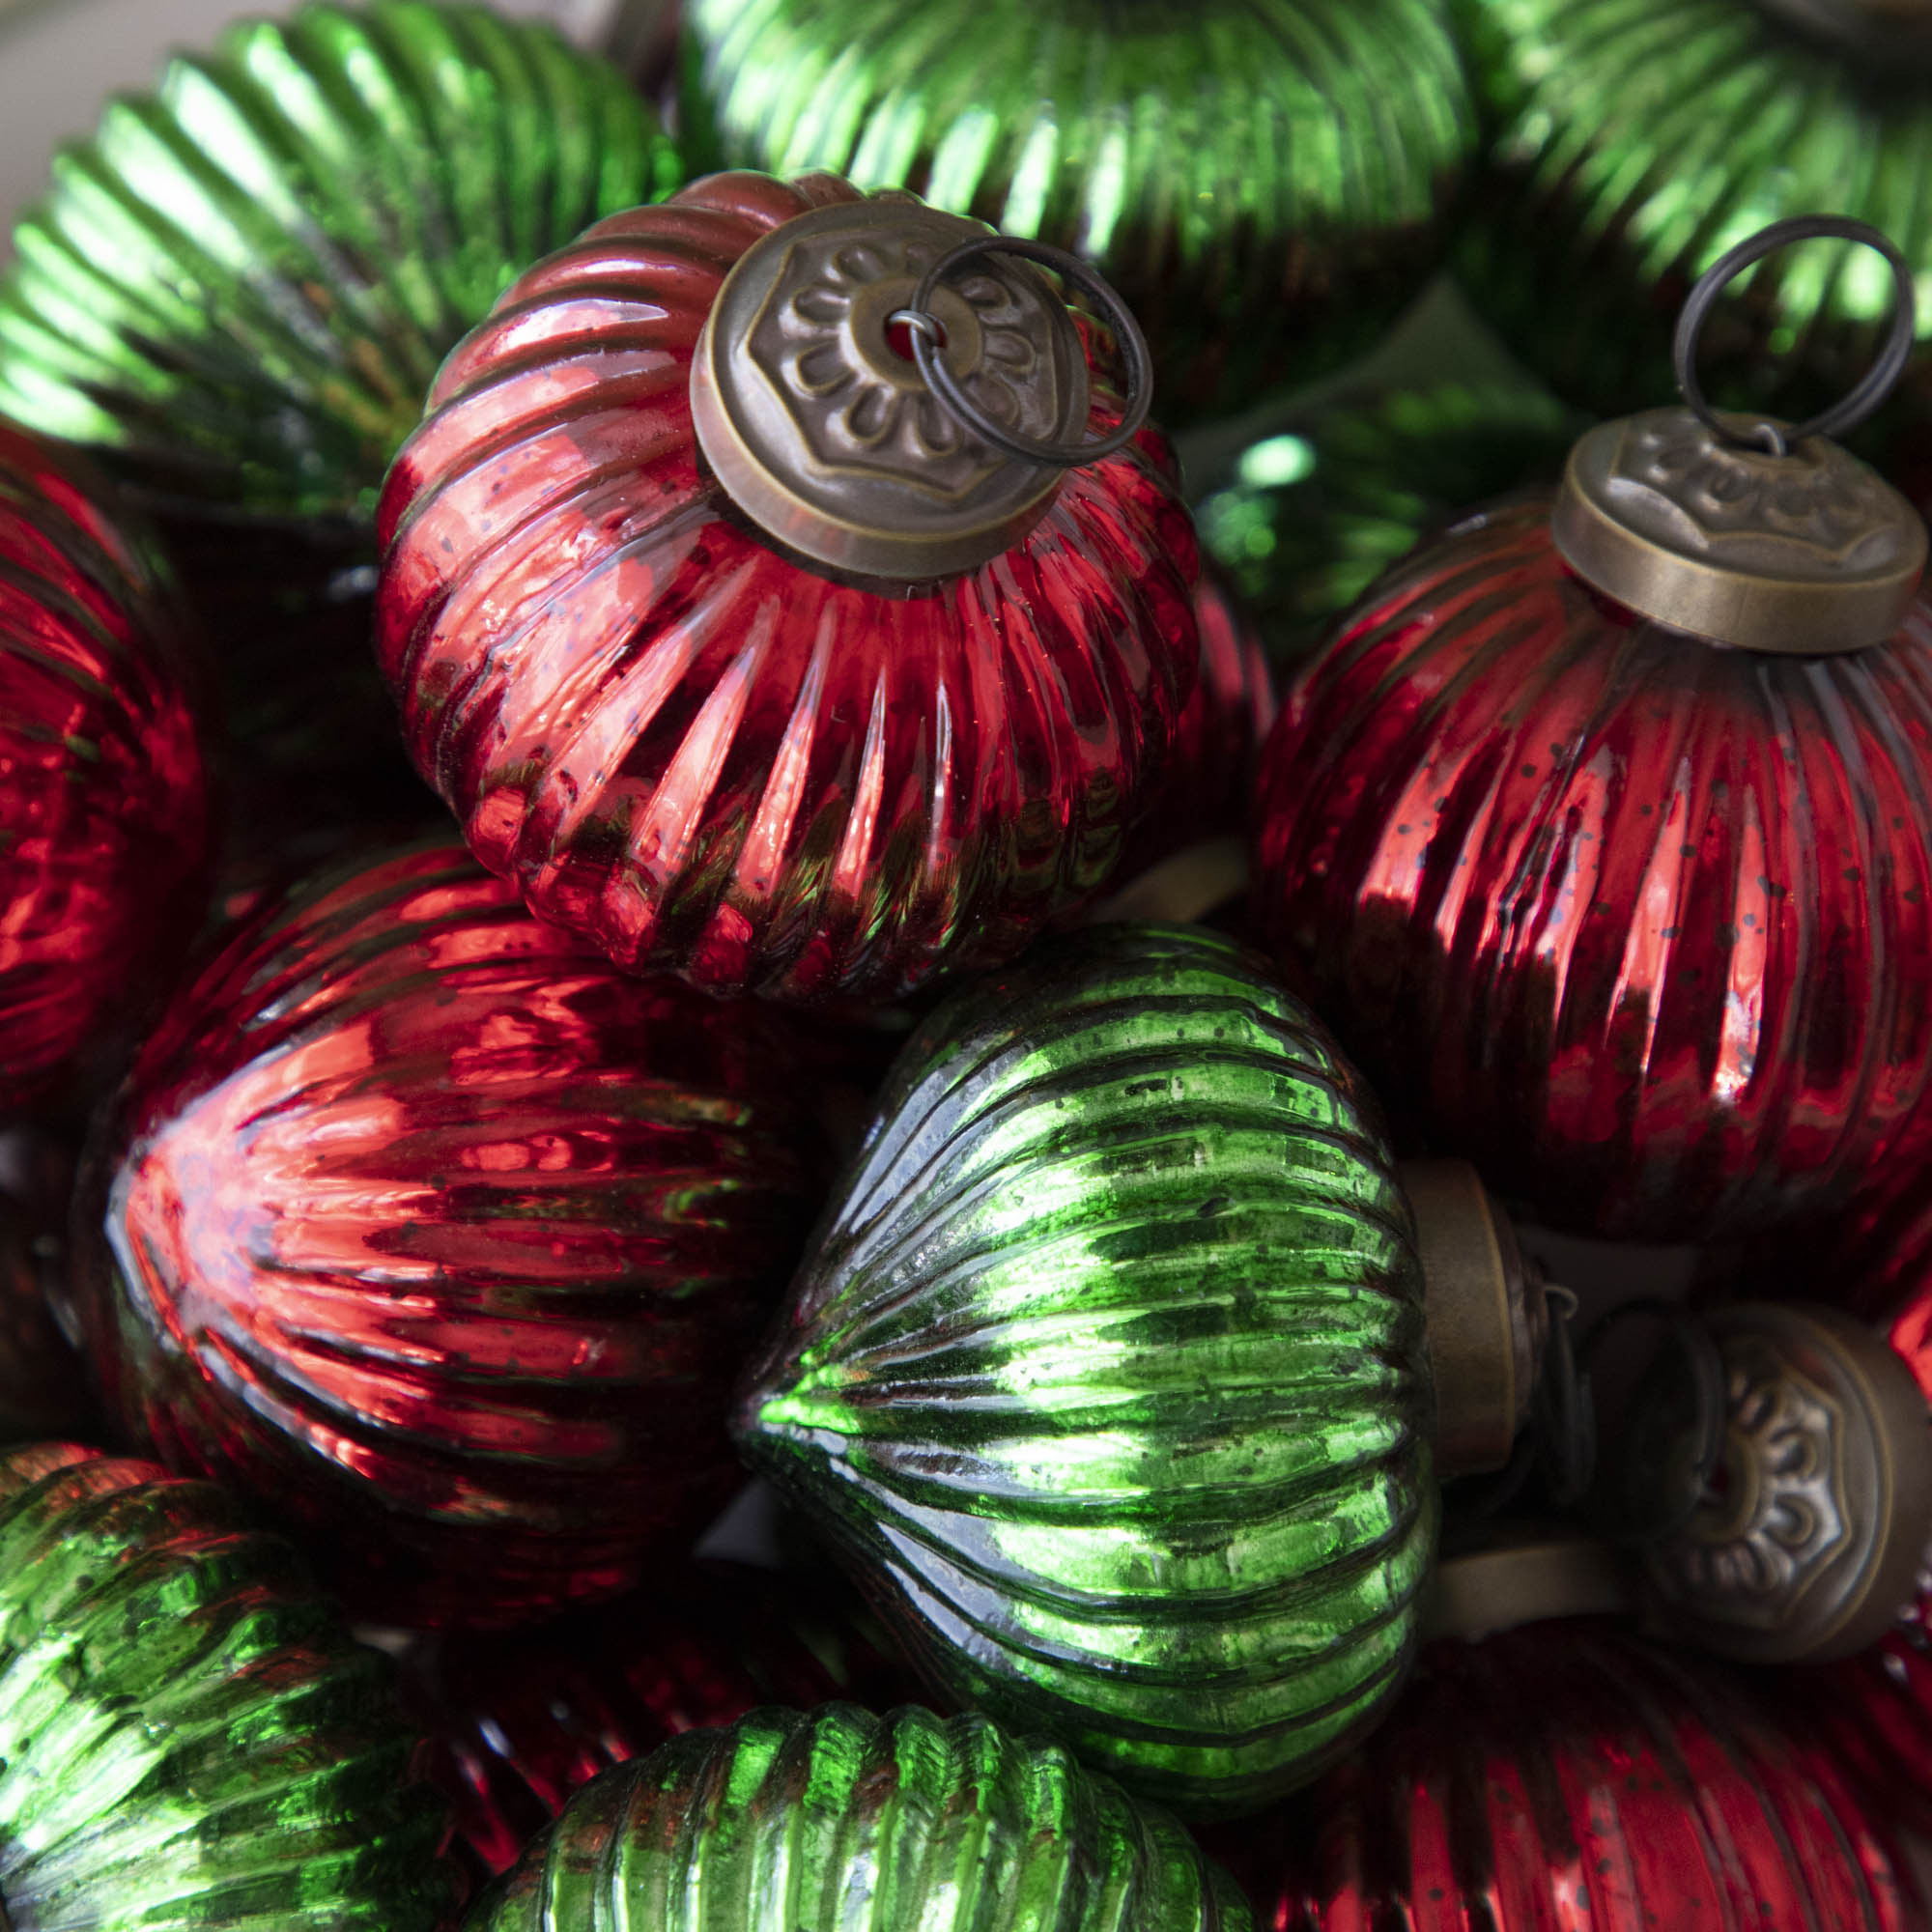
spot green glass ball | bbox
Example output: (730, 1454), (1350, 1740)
(1454, 0), (1932, 423)
(0, 1442), (456, 1929)
(678, 0), (1475, 423)
(0, 0), (681, 520)
(735, 924), (1437, 1818)
(465, 1704), (1251, 1932)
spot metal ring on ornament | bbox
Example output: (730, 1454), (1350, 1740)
(888, 237), (1154, 467)
(1672, 213), (1918, 456)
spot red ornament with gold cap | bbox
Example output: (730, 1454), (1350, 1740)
(1252, 216), (1932, 1241)
(376, 171), (1200, 1003)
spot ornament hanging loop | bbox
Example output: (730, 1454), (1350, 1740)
(895, 237), (1154, 467)
(1673, 213), (1918, 449)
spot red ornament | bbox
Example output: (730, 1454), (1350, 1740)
(0, 423), (211, 1115)
(1256, 1621), (1922, 1931)
(376, 170), (1200, 1003)
(403, 1561), (914, 1878)
(1253, 497), (1932, 1239)
(64, 838), (820, 1628)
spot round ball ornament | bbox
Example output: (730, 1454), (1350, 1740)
(0, 0), (679, 523)
(64, 838), (820, 1629)
(0, 422), (211, 1118)
(377, 171), (1201, 1003)
(1253, 218), (1932, 1240)
(465, 1703), (1250, 1932)
(1261, 1545), (1922, 1931)
(0, 1440), (458, 1930)
(736, 923), (1569, 1818)
(1457, 0), (1932, 424)
(677, 0), (1474, 425)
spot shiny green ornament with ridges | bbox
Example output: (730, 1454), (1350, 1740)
(1196, 379), (1583, 668)
(467, 1704), (1250, 1932)
(678, 0), (1474, 423)
(0, 0), (680, 519)
(1454, 0), (1932, 422)
(0, 1442), (456, 1929)
(735, 924), (1435, 1819)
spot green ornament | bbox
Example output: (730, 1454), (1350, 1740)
(735, 924), (1439, 1818)
(0, 1442), (455, 1930)
(465, 1703), (1251, 1932)
(1195, 380), (1584, 668)
(678, 0), (1475, 423)
(0, 0), (681, 520)
(1454, 0), (1932, 423)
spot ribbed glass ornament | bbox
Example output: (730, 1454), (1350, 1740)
(678, 0), (1474, 423)
(736, 923), (1435, 1818)
(1195, 381), (1582, 668)
(466, 1704), (1250, 1932)
(1455, 0), (1932, 422)
(0, 0), (680, 520)
(0, 1441), (458, 1931)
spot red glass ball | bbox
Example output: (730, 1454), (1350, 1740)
(1255, 1622), (1919, 1930)
(1252, 497), (1932, 1240)
(65, 838), (820, 1628)
(0, 423), (211, 1114)
(376, 170), (1201, 1004)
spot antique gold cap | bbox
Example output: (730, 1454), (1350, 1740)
(1423, 1533), (1638, 1643)
(1402, 1158), (1549, 1480)
(1551, 213), (1926, 655)
(692, 198), (1132, 582)
(1634, 1302), (1932, 1665)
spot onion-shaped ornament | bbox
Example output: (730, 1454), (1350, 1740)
(465, 1703), (1250, 1932)
(677, 0), (1475, 424)
(737, 923), (1569, 1817)
(1456, 0), (1932, 424)
(377, 171), (1201, 1003)
(0, 0), (678, 522)
(0, 422), (211, 1118)
(1195, 380), (1583, 668)
(1253, 218), (1932, 1240)
(1257, 1541), (1924, 1930)
(403, 1562), (915, 1879)
(0, 1440), (459, 1930)
(63, 838), (820, 1629)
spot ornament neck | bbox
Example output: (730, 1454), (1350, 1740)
(1422, 1536), (1636, 1642)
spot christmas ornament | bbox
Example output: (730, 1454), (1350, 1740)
(378, 171), (1201, 1003)
(0, 0), (679, 523)
(64, 837), (820, 1628)
(406, 1561), (914, 1878)
(466, 1703), (1251, 1932)
(1195, 380), (1584, 668)
(1257, 1541), (1923, 1930)
(736, 923), (1569, 1818)
(0, 1440), (458, 1930)
(1253, 217), (1932, 1240)
(1456, 0), (1932, 424)
(0, 421), (211, 1118)
(676, 0), (1475, 424)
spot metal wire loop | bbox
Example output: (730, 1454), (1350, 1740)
(898, 236), (1154, 469)
(1673, 213), (1918, 450)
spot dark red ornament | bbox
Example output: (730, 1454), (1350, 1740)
(64, 838), (820, 1628)
(403, 1560), (914, 1879)
(376, 170), (1200, 1003)
(1256, 1620), (1923, 1931)
(1253, 497), (1932, 1239)
(0, 422), (211, 1116)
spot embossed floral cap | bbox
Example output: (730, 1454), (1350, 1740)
(1552, 215), (1928, 654)
(690, 196), (1101, 579)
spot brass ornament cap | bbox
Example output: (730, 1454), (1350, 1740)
(1403, 1158), (1548, 1479)
(1640, 1303), (1932, 1663)
(1551, 407), (1926, 653)
(691, 197), (1090, 580)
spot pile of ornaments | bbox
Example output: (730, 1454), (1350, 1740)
(9, 0), (1932, 1925)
